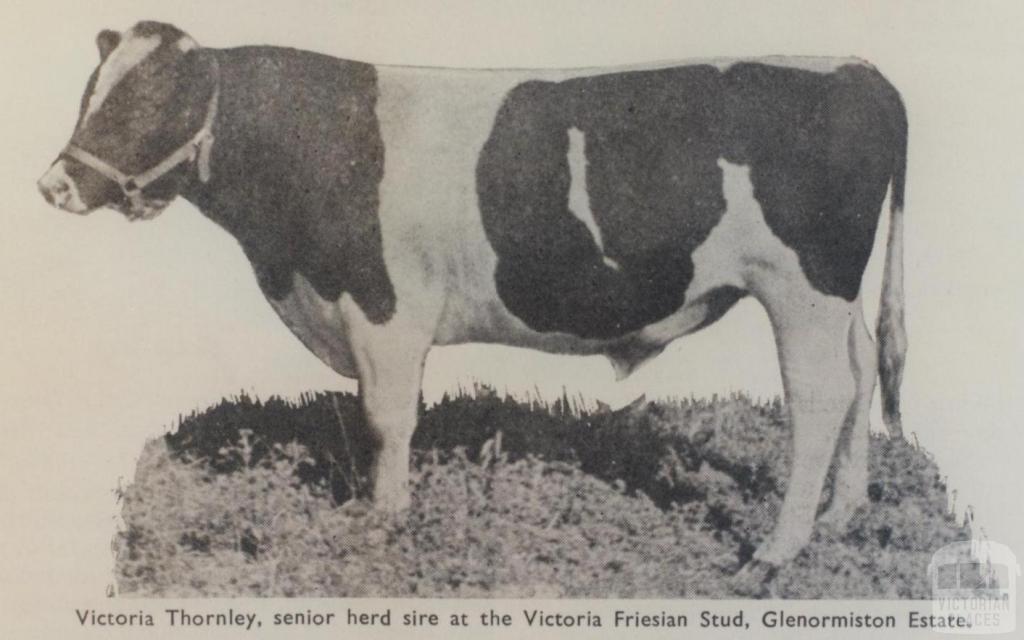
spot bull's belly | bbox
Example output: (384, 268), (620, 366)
(442, 283), (746, 380)
(432, 158), (775, 378)
(263, 157), (766, 382)
(266, 262), (745, 383)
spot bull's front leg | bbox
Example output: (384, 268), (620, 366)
(342, 297), (431, 512)
(360, 356), (425, 512)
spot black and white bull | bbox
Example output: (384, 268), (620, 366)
(38, 22), (908, 575)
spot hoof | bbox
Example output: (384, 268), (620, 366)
(371, 493), (411, 514)
(730, 559), (779, 598)
(337, 498), (372, 517)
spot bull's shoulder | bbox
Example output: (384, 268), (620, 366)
(198, 46), (394, 323)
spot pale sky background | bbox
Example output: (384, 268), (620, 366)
(2, 0), (1023, 633)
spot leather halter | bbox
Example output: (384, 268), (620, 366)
(61, 58), (220, 212)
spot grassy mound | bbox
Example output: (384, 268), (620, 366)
(115, 388), (968, 597)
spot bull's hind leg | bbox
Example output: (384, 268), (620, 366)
(751, 279), (859, 567)
(343, 297), (431, 512)
(818, 303), (875, 530)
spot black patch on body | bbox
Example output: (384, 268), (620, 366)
(721, 63), (906, 303)
(478, 63), (906, 339)
(478, 68), (727, 340)
(180, 47), (394, 323)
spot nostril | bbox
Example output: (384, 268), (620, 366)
(37, 180), (56, 206)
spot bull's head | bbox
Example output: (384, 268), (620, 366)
(37, 21), (218, 221)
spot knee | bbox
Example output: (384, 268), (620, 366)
(363, 413), (417, 455)
(360, 383), (420, 433)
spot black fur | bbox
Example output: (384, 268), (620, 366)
(179, 47), (395, 323)
(478, 63), (905, 339)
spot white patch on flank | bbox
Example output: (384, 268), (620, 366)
(567, 127), (619, 270)
(634, 158), (807, 348)
(83, 32), (163, 124)
(689, 160), (779, 285)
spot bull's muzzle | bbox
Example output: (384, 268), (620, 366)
(37, 160), (89, 214)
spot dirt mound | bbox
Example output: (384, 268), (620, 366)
(115, 388), (967, 597)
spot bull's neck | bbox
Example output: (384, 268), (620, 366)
(174, 45), (391, 314)
(178, 46), (381, 230)
(177, 48), (286, 223)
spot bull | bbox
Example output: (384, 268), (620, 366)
(37, 21), (908, 585)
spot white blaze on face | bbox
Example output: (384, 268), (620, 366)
(566, 127), (620, 271)
(83, 31), (163, 125)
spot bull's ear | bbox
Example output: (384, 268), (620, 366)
(96, 30), (121, 60)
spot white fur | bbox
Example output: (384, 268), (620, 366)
(567, 127), (620, 270)
(36, 160), (88, 214)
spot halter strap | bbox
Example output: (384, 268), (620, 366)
(62, 58), (219, 210)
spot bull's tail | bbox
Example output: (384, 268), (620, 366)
(876, 106), (908, 438)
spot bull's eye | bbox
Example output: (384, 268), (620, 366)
(124, 178), (138, 192)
